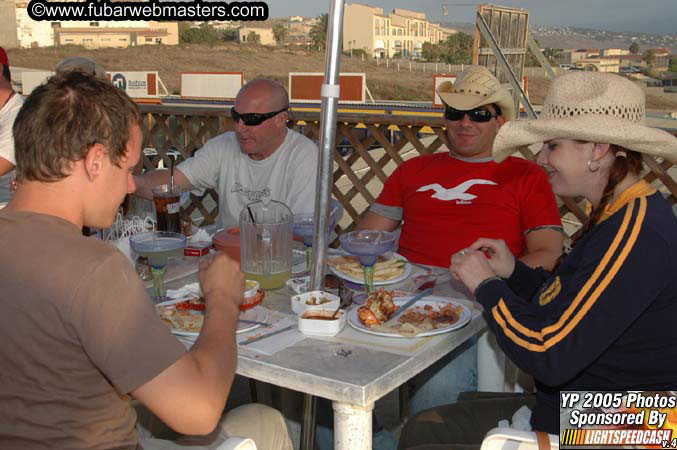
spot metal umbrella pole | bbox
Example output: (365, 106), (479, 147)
(300, 0), (345, 449)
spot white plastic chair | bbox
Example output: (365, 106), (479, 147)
(215, 437), (257, 450)
(478, 331), (534, 393)
(480, 427), (558, 450)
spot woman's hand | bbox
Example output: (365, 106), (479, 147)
(467, 238), (516, 279)
(450, 249), (497, 294)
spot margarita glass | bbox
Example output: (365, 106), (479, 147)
(130, 231), (186, 303)
(339, 230), (395, 294)
(292, 199), (343, 272)
(293, 213), (336, 270)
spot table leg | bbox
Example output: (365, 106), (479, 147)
(300, 394), (317, 450)
(333, 401), (374, 450)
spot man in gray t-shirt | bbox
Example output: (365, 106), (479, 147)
(136, 78), (319, 228)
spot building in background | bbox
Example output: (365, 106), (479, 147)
(574, 56), (620, 72)
(600, 48), (630, 57)
(618, 54), (646, 70)
(648, 48), (670, 72)
(54, 23), (178, 48)
(343, 3), (456, 59)
(237, 25), (275, 45)
(0, 0), (177, 48)
(555, 48), (597, 66)
(660, 72), (677, 92)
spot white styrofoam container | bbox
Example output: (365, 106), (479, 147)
(244, 279), (260, 299)
(290, 290), (340, 316)
(298, 309), (346, 337)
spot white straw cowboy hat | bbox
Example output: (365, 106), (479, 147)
(493, 71), (677, 163)
(437, 65), (516, 121)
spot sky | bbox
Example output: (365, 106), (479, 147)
(267, 0), (677, 35)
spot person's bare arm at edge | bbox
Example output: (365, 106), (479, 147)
(519, 228), (564, 272)
(131, 253), (244, 435)
(356, 211), (400, 231)
(0, 156), (14, 177)
(133, 167), (193, 200)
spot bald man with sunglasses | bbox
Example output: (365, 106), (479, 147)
(135, 78), (318, 228)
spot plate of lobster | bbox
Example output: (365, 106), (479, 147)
(347, 289), (471, 338)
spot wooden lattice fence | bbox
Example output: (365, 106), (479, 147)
(138, 104), (677, 237)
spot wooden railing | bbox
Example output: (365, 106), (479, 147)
(138, 104), (677, 237)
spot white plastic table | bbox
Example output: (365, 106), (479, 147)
(167, 263), (486, 450)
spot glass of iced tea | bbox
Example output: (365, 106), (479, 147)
(152, 185), (182, 233)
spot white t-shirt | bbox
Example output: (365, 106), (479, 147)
(0, 93), (23, 203)
(178, 129), (319, 228)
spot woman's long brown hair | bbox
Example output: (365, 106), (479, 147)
(557, 145), (643, 267)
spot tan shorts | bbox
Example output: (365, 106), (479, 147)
(137, 403), (293, 450)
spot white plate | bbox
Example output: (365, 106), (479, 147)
(347, 297), (471, 338)
(156, 300), (268, 336)
(328, 252), (412, 286)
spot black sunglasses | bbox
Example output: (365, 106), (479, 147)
(444, 106), (498, 123)
(231, 107), (288, 126)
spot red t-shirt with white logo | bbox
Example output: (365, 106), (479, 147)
(372, 153), (562, 267)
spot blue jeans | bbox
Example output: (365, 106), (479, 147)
(408, 336), (478, 417)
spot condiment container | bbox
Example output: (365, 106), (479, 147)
(290, 290), (340, 316)
(240, 280), (263, 311)
(298, 309), (346, 337)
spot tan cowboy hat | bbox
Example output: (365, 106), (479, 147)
(493, 71), (677, 163)
(437, 65), (516, 121)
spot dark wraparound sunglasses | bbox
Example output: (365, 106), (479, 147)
(444, 106), (499, 123)
(231, 107), (288, 126)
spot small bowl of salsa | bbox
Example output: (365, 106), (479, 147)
(298, 309), (346, 337)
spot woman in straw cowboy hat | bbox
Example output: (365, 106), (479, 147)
(399, 71), (677, 449)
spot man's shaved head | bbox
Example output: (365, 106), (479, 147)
(237, 78), (289, 111)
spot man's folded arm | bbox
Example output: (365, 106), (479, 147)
(519, 227), (564, 271)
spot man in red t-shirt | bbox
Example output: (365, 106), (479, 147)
(350, 67), (565, 436)
(358, 65), (563, 270)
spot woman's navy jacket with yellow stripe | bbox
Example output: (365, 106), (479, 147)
(476, 191), (677, 434)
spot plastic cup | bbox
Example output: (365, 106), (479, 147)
(152, 185), (182, 233)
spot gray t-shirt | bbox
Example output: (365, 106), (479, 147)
(178, 129), (319, 228)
